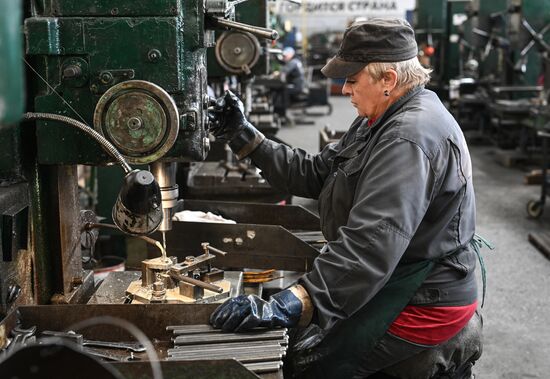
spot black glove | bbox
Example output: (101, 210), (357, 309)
(209, 90), (264, 159)
(210, 287), (308, 332)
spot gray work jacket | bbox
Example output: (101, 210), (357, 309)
(250, 86), (477, 330)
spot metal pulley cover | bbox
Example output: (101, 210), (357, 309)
(93, 80), (179, 164)
(215, 30), (261, 74)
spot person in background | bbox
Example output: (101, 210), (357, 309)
(271, 46), (307, 123)
(208, 18), (483, 378)
(281, 46), (306, 101)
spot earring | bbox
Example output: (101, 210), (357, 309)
(384, 90), (390, 97)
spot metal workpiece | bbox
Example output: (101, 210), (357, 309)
(167, 324), (288, 337)
(172, 330), (288, 345)
(158, 221), (319, 272)
(201, 242), (228, 256)
(169, 270), (224, 294)
(167, 323), (288, 374)
(168, 341), (287, 353)
(167, 352), (283, 363)
(168, 346), (286, 360)
(243, 361), (283, 374)
(126, 246), (231, 304)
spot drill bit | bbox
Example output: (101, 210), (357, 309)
(162, 231), (168, 261)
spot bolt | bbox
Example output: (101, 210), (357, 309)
(152, 281), (166, 297)
(99, 71), (113, 84)
(233, 47), (242, 55)
(147, 49), (162, 62)
(127, 116), (143, 130)
(185, 256), (195, 262)
(192, 269), (201, 280)
(63, 65), (82, 79)
(110, 7), (119, 15)
(6, 284), (21, 305)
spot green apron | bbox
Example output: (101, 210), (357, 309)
(293, 235), (493, 379)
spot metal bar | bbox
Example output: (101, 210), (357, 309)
(173, 331), (287, 345)
(167, 324), (215, 332)
(168, 341), (286, 351)
(209, 16), (279, 40)
(169, 270), (223, 293)
(243, 361), (283, 373)
(166, 357), (283, 365)
(170, 350), (283, 362)
(168, 345), (286, 357)
(166, 356), (282, 365)
(206, 245), (228, 257)
(167, 341), (287, 353)
(171, 327), (289, 336)
(167, 325), (287, 335)
(170, 328), (223, 335)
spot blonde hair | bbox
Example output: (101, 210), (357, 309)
(366, 57), (431, 89)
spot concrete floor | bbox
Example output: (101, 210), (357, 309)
(277, 96), (550, 378)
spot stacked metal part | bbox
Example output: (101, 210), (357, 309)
(166, 324), (288, 374)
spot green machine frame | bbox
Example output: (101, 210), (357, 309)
(26, 0), (211, 165)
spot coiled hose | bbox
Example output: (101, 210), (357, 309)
(23, 112), (132, 174)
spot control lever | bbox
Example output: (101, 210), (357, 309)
(208, 16), (279, 41)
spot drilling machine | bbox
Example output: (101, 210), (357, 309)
(0, 0), (286, 318)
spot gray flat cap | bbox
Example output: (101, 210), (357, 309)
(322, 18), (418, 78)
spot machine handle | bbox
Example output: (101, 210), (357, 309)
(209, 16), (279, 41)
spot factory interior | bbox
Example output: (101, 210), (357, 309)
(1, 0), (550, 378)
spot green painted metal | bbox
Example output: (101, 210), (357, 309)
(27, 1), (210, 165)
(24, 17), (62, 55)
(0, 0), (24, 125)
(46, 0), (180, 16)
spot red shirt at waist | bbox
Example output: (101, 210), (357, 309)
(388, 301), (478, 345)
